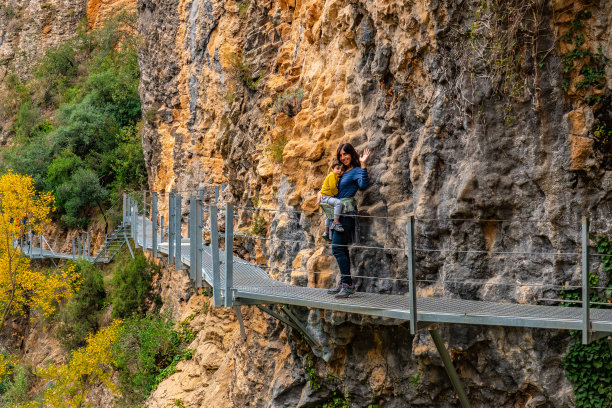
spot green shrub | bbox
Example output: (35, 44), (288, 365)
(45, 150), (84, 188)
(0, 74), (30, 118)
(56, 260), (106, 350)
(35, 42), (78, 98)
(111, 315), (193, 406)
(2, 135), (53, 191)
(13, 101), (42, 141)
(0, 364), (33, 406)
(266, 134), (288, 162)
(274, 88), (304, 118)
(109, 123), (147, 194)
(55, 167), (108, 228)
(111, 254), (157, 319)
(227, 52), (261, 91)
(53, 96), (119, 157)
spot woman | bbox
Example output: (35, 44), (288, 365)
(321, 143), (370, 298)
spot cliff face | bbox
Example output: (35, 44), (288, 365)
(138, 0), (612, 406)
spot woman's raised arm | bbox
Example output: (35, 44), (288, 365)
(360, 148), (371, 168)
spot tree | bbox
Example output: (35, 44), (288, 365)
(0, 172), (81, 328)
(39, 320), (122, 408)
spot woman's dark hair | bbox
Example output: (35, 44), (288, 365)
(336, 143), (360, 169)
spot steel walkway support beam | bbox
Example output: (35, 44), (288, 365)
(429, 328), (471, 408)
(255, 305), (319, 350)
(224, 202), (234, 307)
(407, 214), (417, 335)
(123, 232), (134, 259)
(209, 204), (222, 306)
(234, 306), (247, 341)
(175, 193), (182, 271)
(582, 217), (591, 345)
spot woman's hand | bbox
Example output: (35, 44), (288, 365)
(316, 191), (322, 205)
(359, 148), (371, 168)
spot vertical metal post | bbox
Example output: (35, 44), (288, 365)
(28, 231), (32, 255)
(195, 199), (203, 288)
(72, 237), (76, 260)
(133, 203), (138, 248)
(169, 192), (175, 263)
(39, 234), (43, 256)
(142, 191), (147, 249)
(152, 192), (158, 257)
(210, 204), (221, 306)
(224, 202), (234, 307)
(123, 194), (126, 225)
(429, 329), (472, 408)
(77, 234), (81, 256)
(582, 216), (591, 345)
(129, 198), (134, 237)
(199, 189), (204, 201)
(160, 216), (165, 242)
(215, 186), (220, 203)
(87, 232), (90, 258)
(189, 197), (197, 282)
(407, 214), (418, 335)
(175, 193), (182, 270)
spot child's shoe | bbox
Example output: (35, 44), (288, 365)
(322, 231), (331, 241)
(331, 221), (344, 232)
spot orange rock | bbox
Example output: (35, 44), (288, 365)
(569, 135), (594, 171)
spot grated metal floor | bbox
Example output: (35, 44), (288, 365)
(132, 217), (612, 333)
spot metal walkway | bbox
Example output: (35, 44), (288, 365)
(23, 192), (612, 345)
(122, 193), (612, 345)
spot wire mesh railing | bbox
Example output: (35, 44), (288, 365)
(118, 189), (612, 344)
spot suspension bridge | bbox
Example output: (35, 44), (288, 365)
(21, 187), (612, 408)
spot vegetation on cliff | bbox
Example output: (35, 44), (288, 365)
(0, 13), (146, 229)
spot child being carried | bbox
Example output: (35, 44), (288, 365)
(320, 159), (345, 239)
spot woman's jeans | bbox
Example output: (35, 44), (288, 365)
(332, 214), (355, 286)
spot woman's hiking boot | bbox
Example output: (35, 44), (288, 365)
(331, 221), (344, 232)
(322, 230), (331, 241)
(335, 283), (355, 298)
(327, 284), (342, 294)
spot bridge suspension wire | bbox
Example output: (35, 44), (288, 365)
(233, 205), (410, 221)
(231, 203), (602, 225)
(232, 231), (606, 260)
(415, 278), (573, 290)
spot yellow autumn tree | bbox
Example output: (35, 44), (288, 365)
(38, 319), (123, 408)
(0, 172), (81, 328)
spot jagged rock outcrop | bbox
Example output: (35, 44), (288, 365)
(138, 0), (612, 406)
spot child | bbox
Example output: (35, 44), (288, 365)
(320, 159), (345, 239)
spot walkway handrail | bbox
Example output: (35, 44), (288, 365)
(24, 189), (612, 347)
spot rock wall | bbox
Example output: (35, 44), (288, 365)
(139, 0), (612, 406)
